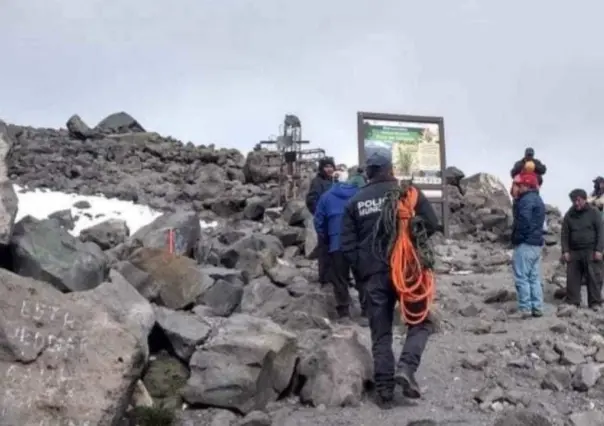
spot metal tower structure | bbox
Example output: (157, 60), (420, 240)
(256, 114), (325, 205)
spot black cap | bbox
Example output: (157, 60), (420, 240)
(524, 147), (535, 157)
(594, 176), (604, 183)
(365, 152), (392, 168)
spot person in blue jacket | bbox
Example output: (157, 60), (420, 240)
(511, 171), (546, 318)
(314, 174), (363, 320)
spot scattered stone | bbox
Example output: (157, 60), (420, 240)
(571, 363), (601, 391)
(541, 367), (571, 391)
(554, 341), (586, 365)
(237, 410), (272, 426)
(153, 305), (213, 362)
(461, 353), (489, 370)
(48, 208), (76, 230)
(569, 410), (604, 426)
(297, 328), (372, 407)
(10, 216), (108, 292)
(0, 267), (145, 424)
(129, 247), (212, 309)
(73, 200), (92, 209)
(79, 218), (130, 250)
(181, 314), (297, 414)
(493, 409), (553, 426)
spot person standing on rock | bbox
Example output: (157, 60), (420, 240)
(340, 152), (439, 409)
(313, 174), (364, 322)
(510, 148), (547, 199)
(588, 176), (604, 219)
(510, 148), (547, 185)
(561, 188), (604, 310)
(511, 172), (546, 318)
(306, 157), (336, 285)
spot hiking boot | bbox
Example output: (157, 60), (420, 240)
(590, 304), (602, 312)
(374, 391), (395, 410)
(395, 365), (421, 399)
(532, 309), (544, 318)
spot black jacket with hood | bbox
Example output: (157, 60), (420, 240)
(340, 177), (439, 280)
(306, 157), (335, 214)
(510, 157), (547, 185)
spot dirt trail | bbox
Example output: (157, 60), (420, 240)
(271, 271), (604, 425)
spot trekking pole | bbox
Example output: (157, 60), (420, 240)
(168, 229), (175, 254)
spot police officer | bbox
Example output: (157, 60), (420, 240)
(340, 152), (440, 408)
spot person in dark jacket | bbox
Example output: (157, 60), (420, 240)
(510, 147), (547, 186)
(561, 188), (604, 310)
(511, 172), (546, 318)
(306, 157), (336, 285)
(306, 157), (336, 213)
(313, 176), (363, 321)
(340, 152), (439, 409)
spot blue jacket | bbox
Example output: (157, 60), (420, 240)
(314, 183), (360, 252)
(511, 189), (545, 246)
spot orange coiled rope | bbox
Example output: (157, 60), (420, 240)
(389, 186), (435, 325)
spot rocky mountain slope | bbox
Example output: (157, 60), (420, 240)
(0, 114), (601, 426)
(5, 112), (315, 217)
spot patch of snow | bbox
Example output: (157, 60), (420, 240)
(13, 185), (217, 236)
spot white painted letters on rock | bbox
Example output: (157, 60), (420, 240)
(0, 268), (145, 425)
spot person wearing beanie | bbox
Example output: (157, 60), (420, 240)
(306, 157), (336, 214)
(306, 156), (336, 285)
(313, 174), (364, 323)
(561, 188), (604, 310)
(511, 171), (546, 318)
(340, 152), (440, 409)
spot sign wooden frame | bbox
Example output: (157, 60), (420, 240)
(356, 111), (449, 237)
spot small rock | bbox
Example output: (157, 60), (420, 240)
(554, 341), (586, 365)
(237, 410), (272, 426)
(572, 363), (601, 391)
(461, 353), (489, 370)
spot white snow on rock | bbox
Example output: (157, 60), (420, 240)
(13, 185), (217, 235)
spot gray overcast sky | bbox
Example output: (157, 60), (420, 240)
(1, 0), (603, 208)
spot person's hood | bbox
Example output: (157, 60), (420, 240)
(330, 183), (358, 199)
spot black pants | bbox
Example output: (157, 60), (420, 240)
(566, 250), (603, 307)
(364, 271), (432, 396)
(328, 251), (352, 316)
(318, 240), (329, 284)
